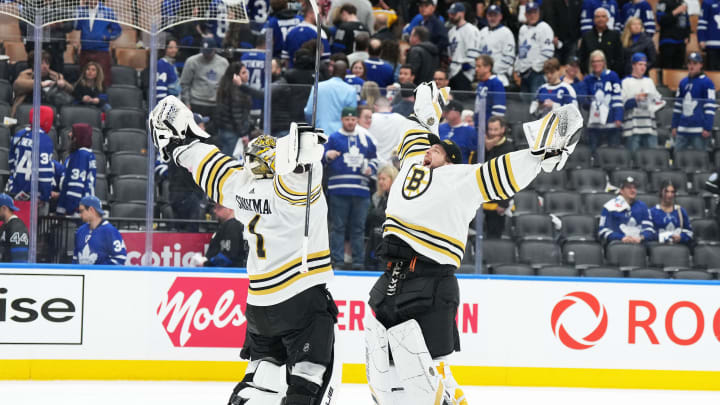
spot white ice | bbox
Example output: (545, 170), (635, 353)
(2, 381), (720, 405)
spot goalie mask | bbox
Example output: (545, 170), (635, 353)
(413, 82), (451, 134)
(246, 135), (277, 178)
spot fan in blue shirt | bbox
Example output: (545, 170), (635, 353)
(439, 100), (478, 163)
(74, 195), (127, 265)
(598, 177), (655, 244)
(649, 180), (693, 244)
(7, 106), (55, 202)
(475, 55), (506, 127)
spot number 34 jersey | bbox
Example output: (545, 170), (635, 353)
(384, 120), (544, 268)
(176, 142), (332, 307)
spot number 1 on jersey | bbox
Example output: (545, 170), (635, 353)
(248, 214), (266, 259)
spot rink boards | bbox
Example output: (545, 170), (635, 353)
(1, 264), (720, 390)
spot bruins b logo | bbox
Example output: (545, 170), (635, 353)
(402, 165), (432, 199)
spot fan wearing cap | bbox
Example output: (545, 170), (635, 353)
(323, 107), (378, 268)
(621, 52), (665, 152)
(0, 193), (28, 263)
(401, 0), (449, 60)
(179, 36), (229, 125)
(56, 123), (97, 215)
(515, 2), (556, 96)
(7, 106), (55, 206)
(73, 195), (127, 265)
(699, 0), (720, 71)
(477, 4), (516, 88)
(439, 100), (477, 163)
(671, 52), (717, 151)
(364, 82), (583, 405)
(447, 2), (482, 93)
(598, 177), (655, 245)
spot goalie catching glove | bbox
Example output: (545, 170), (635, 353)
(523, 104), (583, 172)
(149, 95), (210, 163)
(275, 122), (327, 175)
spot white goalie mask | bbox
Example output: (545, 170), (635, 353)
(413, 82), (451, 134)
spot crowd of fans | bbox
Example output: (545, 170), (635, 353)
(1, 0), (720, 272)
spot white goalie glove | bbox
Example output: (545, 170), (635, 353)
(275, 122), (327, 175)
(148, 95), (210, 162)
(413, 81), (451, 134)
(523, 104), (583, 172)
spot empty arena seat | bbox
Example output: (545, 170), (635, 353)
(481, 239), (517, 267)
(59, 105), (102, 130)
(595, 146), (632, 171)
(492, 263), (534, 276)
(693, 245), (720, 269)
(0, 147), (8, 174)
(0, 126), (9, 148)
(674, 150), (710, 173)
(0, 79), (12, 104)
(512, 190), (541, 215)
(635, 148), (670, 172)
(107, 85), (143, 109)
(649, 244), (690, 270)
(94, 152), (107, 175)
(109, 152), (149, 177)
(675, 195), (706, 219)
(530, 170), (567, 193)
(518, 240), (561, 266)
(105, 129), (147, 154)
(110, 202), (146, 218)
(111, 65), (138, 87)
(690, 172), (713, 195)
(110, 175), (148, 202)
(105, 108), (146, 132)
(692, 218), (720, 244)
(584, 266), (624, 278)
(673, 269), (714, 280)
(562, 241), (604, 267)
(560, 214), (597, 241)
(58, 127), (104, 153)
(606, 242), (647, 268)
(513, 214), (554, 240)
(581, 192), (615, 215)
(649, 170), (688, 193)
(544, 191), (582, 216)
(538, 265), (579, 277)
(628, 268), (669, 279)
(569, 168), (607, 192)
(15, 103), (57, 129)
(564, 144), (592, 170)
(95, 174), (108, 202)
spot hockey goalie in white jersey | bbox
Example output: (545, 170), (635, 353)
(365, 82), (583, 405)
(149, 97), (339, 405)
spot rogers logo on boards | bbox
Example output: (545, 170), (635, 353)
(157, 277), (248, 348)
(551, 291), (608, 350)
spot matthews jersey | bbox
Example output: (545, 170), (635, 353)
(515, 21), (555, 74)
(383, 118), (544, 267)
(448, 22), (482, 81)
(283, 21), (330, 67)
(241, 51), (266, 113)
(156, 57), (180, 101)
(56, 148), (97, 215)
(581, 0), (619, 33)
(264, 9), (303, 57)
(7, 127), (54, 201)
(672, 74), (717, 136)
(175, 142), (332, 306)
(617, 0), (656, 34)
(73, 221), (127, 265)
(0, 216), (28, 263)
(477, 24), (515, 87)
(698, 0), (720, 49)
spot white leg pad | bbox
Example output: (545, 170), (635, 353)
(229, 360), (288, 405)
(365, 315), (406, 405)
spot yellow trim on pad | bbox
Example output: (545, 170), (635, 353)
(2, 361), (720, 391)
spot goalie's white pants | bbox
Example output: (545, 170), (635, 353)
(365, 315), (468, 405)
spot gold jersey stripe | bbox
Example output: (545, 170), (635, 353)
(249, 250), (331, 281)
(248, 265), (333, 295)
(386, 215), (465, 251)
(399, 137), (429, 159)
(273, 181), (322, 206)
(276, 175), (320, 197)
(206, 155), (232, 201)
(489, 158), (509, 200)
(217, 167), (243, 205)
(195, 149), (220, 185)
(475, 166), (490, 201)
(503, 154), (519, 192)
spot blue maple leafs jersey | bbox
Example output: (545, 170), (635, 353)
(344, 74), (365, 101)
(282, 21), (330, 67)
(439, 123), (478, 164)
(698, 0), (720, 49)
(241, 51), (266, 112)
(617, 0), (656, 34)
(73, 220), (127, 265)
(475, 75), (507, 126)
(263, 10), (303, 57)
(649, 205), (692, 243)
(672, 74), (717, 136)
(57, 148), (97, 215)
(6, 127), (54, 201)
(156, 57), (179, 101)
(581, 0), (619, 33)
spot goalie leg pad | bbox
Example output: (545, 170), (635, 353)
(227, 359), (288, 405)
(365, 314), (406, 405)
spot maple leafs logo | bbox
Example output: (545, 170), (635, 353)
(78, 243), (98, 264)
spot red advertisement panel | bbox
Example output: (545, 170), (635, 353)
(122, 232), (213, 267)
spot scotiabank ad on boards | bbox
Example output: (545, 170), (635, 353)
(1, 269), (720, 373)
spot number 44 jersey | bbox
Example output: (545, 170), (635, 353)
(175, 142), (332, 307)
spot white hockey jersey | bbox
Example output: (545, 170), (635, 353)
(448, 22), (482, 81)
(176, 142), (332, 306)
(515, 22), (555, 74)
(383, 118), (544, 267)
(477, 24), (516, 87)
(621, 76), (664, 137)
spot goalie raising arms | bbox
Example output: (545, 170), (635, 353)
(365, 82), (582, 405)
(149, 97), (339, 405)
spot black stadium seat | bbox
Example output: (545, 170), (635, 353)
(581, 192), (615, 215)
(15, 103), (57, 129)
(60, 105), (102, 130)
(513, 214), (554, 240)
(111, 176), (148, 202)
(569, 168), (607, 192)
(584, 266), (624, 278)
(673, 269), (713, 280)
(544, 191), (582, 216)
(606, 242), (647, 268)
(0, 126), (9, 148)
(518, 240), (561, 266)
(109, 152), (149, 177)
(530, 170), (566, 193)
(692, 218), (720, 244)
(492, 263), (534, 276)
(674, 150), (710, 174)
(0, 79), (12, 104)
(691, 172), (713, 195)
(107, 85), (143, 109)
(629, 268), (670, 279)
(94, 152), (107, 175)
(105, 129), (147, 154)
(481, 239), (517, 267)
(560, 214), (596, 241)
(649, 244), (690, 270)
(564, 144), (592, 170)
(58, 127), (104, 153)
(95, 174), (108, 202)
(110, 202), (146, 218)
(595, 146), (632, 171)
(0, 147), (9, 174)
(610, 169), (648, 191)
(111, 65), (138, 87)
(512, 190), (541, 215)
(693, 245), (720, 270)
(675, 195), (706, 219)
(649, 170), (687, 193)
(563, 241), (604, 267)
(635, 148), (670, 172)
(538, 265), (579, 277)
(105, 108), (146, 132)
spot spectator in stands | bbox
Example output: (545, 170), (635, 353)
(439, 100), (477, 163)
(406, 26), (440, 85)
(372, 10), (395, 41)
(477, 5), (516, 88)
(264, 0), (303, 58)
(73, 61), (110, 112)
(579, 7), (624, 74)
(7, 106), (55, 211)
(304, 60), (357, 134)
(515, 2), (555, 96)
(433, 68), (450, 90)
(180, 36), (230, 133)
(598, 176), (655, 245)
(380, 39), (403, 81)
(404, 0), (449, 59)
(447, 2), (481, 93)
(357, 105), (373, 131)
(283, 3), (330, 67)
(370, 96), (406, 163)
(617, 0), (656, 34)
(672, 53), (717, 151)
(360, 81), (381, 107)
(650, 180), (693, 245)
(348, 32), (371, 66)
(698, 0), (720, 71)
(239, 35), (268, 119)
(475, 55), (507, 127)
(581, 0), (619, 34)
(74, 0), (122, 89)
(332, 4), (370, 54)
(156, 38), (181, 101)
(657, 0), (691, 69)
(583, 50), (624, 154)
(530, 58), (579, 117)
(328, 0), (376, 34)
(0, 194), (28, 263)
(57, 123), (97, 216)
(12, 51), (72, 116)
(542, 0), (582, 64)
(365, 164), (398, 269)
(19, 9), (73, 75)
(346, 60), (366, 100)
(190, 203), (246, 267)
(73, 195), (126, 265)
(561, 56), (588, 101)
(364, 38), (395, 87)
(324, 107), (378, 269)
(392, 82), (416, 117)
(622, 52), (665, 152)
(483, 116), (515, 239)
(285, 48), (315, 123)
(50, 159), (65, 213)
(216, 62), (260, 157)
(620, 17), (657, 76)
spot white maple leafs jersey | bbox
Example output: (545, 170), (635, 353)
(384, 118), (544, 267)
(448, 22), (482, 81)
(477, 25), (516, 87)
(515, 22), (555, 74)
(176, 142), (332, 306)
